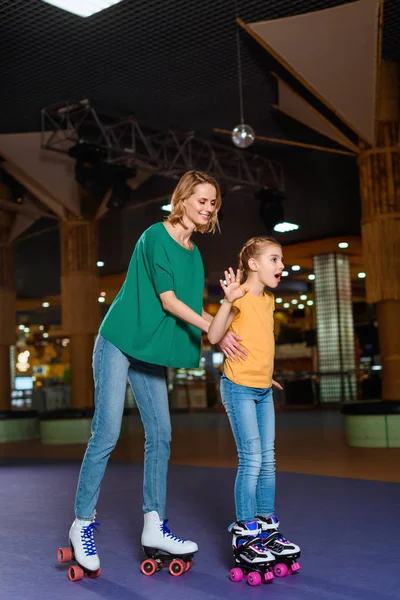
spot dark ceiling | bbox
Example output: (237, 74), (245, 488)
(1, 0), (398, 135)
(2, 0), (398, 299)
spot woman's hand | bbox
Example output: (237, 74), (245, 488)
(218, 330), (247, 362)
(220, 267), (249, 304)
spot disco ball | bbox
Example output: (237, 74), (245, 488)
(231, 123), (255, 149)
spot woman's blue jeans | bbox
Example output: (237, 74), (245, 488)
(74, 335), (171, 521)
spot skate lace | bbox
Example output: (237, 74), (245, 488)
(160, 519), (184, 544)
(81, 521), (100, 556)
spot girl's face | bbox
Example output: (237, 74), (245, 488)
(183, 183), (218, 229)
(249, 244), (284, 288)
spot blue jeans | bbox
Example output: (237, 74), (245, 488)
(220, 374), (275, 523)
(74, 335), (171, 521)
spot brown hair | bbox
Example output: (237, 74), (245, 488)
(167, 170), (222, 234)
(239, 236), (282, 281)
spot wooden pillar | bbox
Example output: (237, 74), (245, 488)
(359, 61), (400, 400)
(0, 208), (16, 411)
(60, 219), (100, 409)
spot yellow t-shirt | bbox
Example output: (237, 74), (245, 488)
(224, 291), (275, 388)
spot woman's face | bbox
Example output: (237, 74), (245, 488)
(183, 183), (218, 229)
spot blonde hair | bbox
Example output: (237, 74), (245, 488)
(167, 170), (222, 234)
(239, 236), (282, 281)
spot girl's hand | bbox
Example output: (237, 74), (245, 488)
(220, 268), (249, 304)
(272, 379), (283, 391)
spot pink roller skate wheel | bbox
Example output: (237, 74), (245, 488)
(229, 567), (243, 582)
(247, 571), (262, 586)
(291, 562), (301, 573)
(264, 571), (274, 583)
(274, 563), (289, 578)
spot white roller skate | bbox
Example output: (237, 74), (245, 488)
(258, 515), (301, 578)
(229, 520), (275, 586)
(57, 517), (101, 582)
(140, 511), (198, 577)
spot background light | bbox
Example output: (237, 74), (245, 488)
(273, 222), (299, 233)
(358, 272), (366, 279)
(97, 261), (105, 267)
(43, 1), (123, 19)
(292, 265), (301, 272)
(338, 242), (349, 249)
(308, 274), (316, 281)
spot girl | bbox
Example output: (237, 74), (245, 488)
(208, 237), (301, 578)
(67, 171), (244, 576)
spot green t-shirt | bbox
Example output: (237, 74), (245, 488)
(99, 222), (205, 368)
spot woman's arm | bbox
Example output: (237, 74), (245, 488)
(160, 291), (211, 332)
(202, 309), (214, 323)
(207, 300), (237, 345)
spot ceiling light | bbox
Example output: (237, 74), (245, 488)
(298, 304), (305, 309)
(300, 295), (307, 301)
(283, 303), (290, 309)
(42, 1), (123, 18)
(273, 222), (299, 233)
(275, 298), (283, 303)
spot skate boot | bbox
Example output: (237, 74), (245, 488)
(258, 515), (301, 578)
(229, 520), (275, 586)
(57, 517), (101, 582)
(140, 511), (198, 577)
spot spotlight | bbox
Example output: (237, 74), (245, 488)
(256, 187), (284, 232)
(106, 167), (137, 211)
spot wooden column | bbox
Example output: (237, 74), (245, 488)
(0, 208), (16, 411)
(358, 61), (400, 400)
(60, 219), (100, 409)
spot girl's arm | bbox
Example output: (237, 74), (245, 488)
(160, 291), (211, 332)
(207, 300), (238, 345)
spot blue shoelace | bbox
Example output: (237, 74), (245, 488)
(160, 519), (184, 544)
(81, 521), (100, 556)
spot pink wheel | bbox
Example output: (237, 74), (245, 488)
(264, 571), (274, 583)
(141, 559), (157, 576)
(185, 560), (192, 572)
(274, 563), (289, 578)
(88, 567), (101, 578)
(57, 547), (73, 563)
(68, 565), (84, 581)
(291, 561), (301, 573)
(247, 571), (262, 587)
(169, 558), (185, 577)
(229, 567), (243, 582)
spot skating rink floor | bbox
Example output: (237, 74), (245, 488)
(1, 410), (399, 600)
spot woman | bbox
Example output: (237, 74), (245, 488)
(67, 170), (245, 575)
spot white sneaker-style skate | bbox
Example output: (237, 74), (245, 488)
(228, 520), (275, 586)
(258, 515), (301, 578)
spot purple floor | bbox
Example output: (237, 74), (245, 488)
(0, 461), (398, 600)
